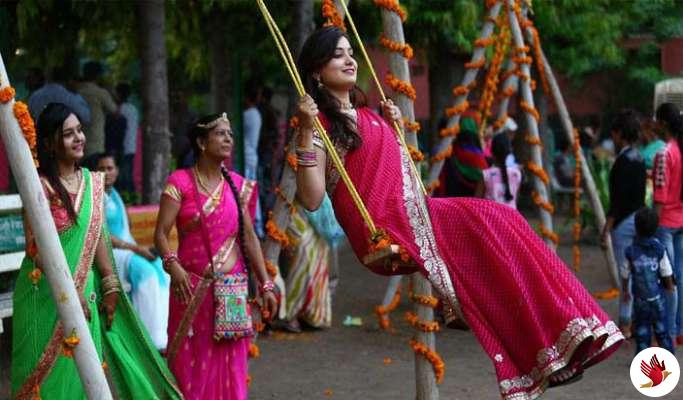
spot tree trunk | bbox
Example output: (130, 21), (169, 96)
(287, 0), (315, 118)
(428, 49), (463, 144)
(0, 52), (112, 400)
(137, 0), (171, 204)
(209, 7), (230, 114)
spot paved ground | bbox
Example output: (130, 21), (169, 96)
(2, 216), (683, 399)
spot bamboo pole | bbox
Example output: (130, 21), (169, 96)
(426, 1), (502, 190)
(533, 47), (620, 287)
(0, 53), (113, 399)
(494, 60), (519, 126)
(378, 3), (439, 398)
(506, 0), (555, 249)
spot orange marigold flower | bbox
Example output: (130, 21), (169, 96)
(379, 33), (413, 59)
(451, 85), (469, 97)
(383, 357), (393, 365)
(385, 73), (416, 101)
(430, 145), (453, 163)
(13, 101), (39, 166)
(289, 116), (300, 128)
(324, 388), (333, 397)
(0, 85), (16, 103)
(62, 328), (80, 358)
(524, 135), (542, 146)
(265, 260), (279, 278)
(464, 58), (486, 69)
(322, 0), (346, 31)
(531, 190), (555, 214)
(410, 292), (439, 308)
(374, 287), (401, 330)
(266, 220), (290, 248)
(444, 101), (469, 118)
(374, 0), (407, 22)
(286, 153), (298, 171)
(520, 101), (540, 122)
(403, 118), (421, 133)
(28, 268), (42, 285)
(474, 37), (494, 47)
(405, 311), (440, 332)
(439, 124), (460, 138)
(526, 162), (549, 185)
(539, 223), (560, 245)
(249, 343), (260, 358)
(407, 144), (424, 162)
(409, 339), (445, 383)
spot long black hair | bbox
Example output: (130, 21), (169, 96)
(297, 26), (367, 150)
(36, 102), (79, 221)
(655, 102), (683, 200)
(491, 133), (513, 202)
(188, 114), (254, 295)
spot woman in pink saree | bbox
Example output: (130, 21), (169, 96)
(294, 27), (623, 399)
(155, 113), (278, 400)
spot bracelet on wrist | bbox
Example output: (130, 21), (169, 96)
(261, 280), (275, 294)
(161, 252), (179, 271)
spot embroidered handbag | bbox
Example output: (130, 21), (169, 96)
(192, 170), (254, 341)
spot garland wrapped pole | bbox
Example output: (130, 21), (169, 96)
(493, 60), (519, 130)
(0, 53), (113, 399)
(376, 1), (439, 397)
(425, 1), (502, 192)
(534, 48), (620, 287)
(506, 0), (555, 248)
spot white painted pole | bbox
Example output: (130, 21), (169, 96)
(0, 53), (112, 399)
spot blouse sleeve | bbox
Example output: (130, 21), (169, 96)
(652, 150), (668, 204)
(162, 171), (184, 203)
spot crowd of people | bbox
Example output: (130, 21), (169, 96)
(7, 26), (682, 400)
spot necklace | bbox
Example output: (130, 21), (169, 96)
(194, 166), (223, 203)
(59, 169), (81, 193)
(340, 101), (354, 110)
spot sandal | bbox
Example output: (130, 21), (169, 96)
(548, 365), (583, 388)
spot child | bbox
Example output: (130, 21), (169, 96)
(623, 207), (675, 353)
(483, 133), (522, 209)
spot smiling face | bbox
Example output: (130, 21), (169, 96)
(317, 36), (357, 93)
(57, 113), (85, 164)
(197, 120), (234, 161)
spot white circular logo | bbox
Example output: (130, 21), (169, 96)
(629, 347), (680, 397)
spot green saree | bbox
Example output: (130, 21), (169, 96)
(11, 169), (182, 400)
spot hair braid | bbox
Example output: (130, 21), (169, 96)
(222, 167), (255, 297)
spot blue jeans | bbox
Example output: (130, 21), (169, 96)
(611, 213), (636, 326)
(655, 226), (683, 337)
(633, 296), (674, 354)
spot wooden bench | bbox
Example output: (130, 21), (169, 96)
(0, 194), (23, 334)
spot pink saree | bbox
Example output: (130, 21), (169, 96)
(325, 108), (623, 400)
(163, 168), (258, 400)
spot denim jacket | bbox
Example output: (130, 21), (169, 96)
(625, 237), (670, 301)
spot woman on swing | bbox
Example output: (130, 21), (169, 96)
(294, 26), (623, 399)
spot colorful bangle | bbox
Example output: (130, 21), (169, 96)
(161, 252), (179, 270)
(296, 147), (318, 167)
(261, 280), (275, 294)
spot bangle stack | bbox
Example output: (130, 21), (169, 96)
(101, 275), (121, 296)
(296, 146), (318, 168)
(162, 252), (179, 271)
(261, 280), (275, 294)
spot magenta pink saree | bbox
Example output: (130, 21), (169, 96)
(326, 108), (623, 399)
(163, 169), (257, 400)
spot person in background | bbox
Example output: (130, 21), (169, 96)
(96, 152), (170, 350)
(443, 117), (487, 198)
(622, 207), (675, 354)
(640, 118), (666, 171)
(257, 86), (284, 216)
(243, 80), (265, 238)
(28, 67), (91, 125)
(77, 61), (118, 157)
(116, 83), (139, 193)
(553, 138), (576, 188)
(652, 102), (683, 346)
(483, 133), (522, 209)
(601, 109), (647, 339)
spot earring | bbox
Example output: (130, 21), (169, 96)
(200, 146), (206, 152)
(317, 79), (324, 89)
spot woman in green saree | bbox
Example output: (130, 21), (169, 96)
(11, 103), (182, 399)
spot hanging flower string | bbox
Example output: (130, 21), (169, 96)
(322, 0), (346, 30)
(409, 339), (445, 384)
(0, 83), (39, 166)
(373, 0), (407, 21)
(405, 311), (440, 332)
(385, 73), (416, 101)
(477, 11), (510, 128)
(375, 286), (401, 330)
(379, 33), (413, 59)
(265, 213), (291, 248)
(572, 128), (583, 271)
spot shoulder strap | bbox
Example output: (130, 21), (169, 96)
(190, 169), (217, 277)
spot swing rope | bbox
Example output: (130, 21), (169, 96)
(256, 0), (379, 238)
(338, 0), (426, 195)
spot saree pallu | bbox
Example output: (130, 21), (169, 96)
(105, 187), (170, 349)
(324, 109), (624, 400)
(284, 210), (331, 328)
(164, 169), (257, 400)
(11, 169), (181, 400)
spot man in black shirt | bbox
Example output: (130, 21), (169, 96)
(600, 109), (647, 338)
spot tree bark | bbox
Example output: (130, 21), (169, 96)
(137, 0), (171, 204)
(0, 52), (112, 400)
(209, 6), (230, 114)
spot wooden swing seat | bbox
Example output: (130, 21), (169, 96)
(363, 244), (420, 276)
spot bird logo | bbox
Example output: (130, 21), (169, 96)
(630, 347), (679, 397)
(640, 354), (672, 388)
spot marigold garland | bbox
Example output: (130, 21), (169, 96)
(452, 85), (470, 97)
(430, 145), (453, 163)
(266, 218), (290, 248)
(403, 118), (420, 133)
(289, 116), (299, 129)
(513, 45), (530, 55)
(409, 339), (445, 383)
(374, 0), (407, 22)
(500, 85), (516, 99)
(520, 101), (540, 122)
(62, 329), (80, 358)
(474, 37), (495, 47)
(375, 286), (401, 330)
(405, 311), (440, 332)
(524, 135), (542, 146)
(409, 292), (439, 308)
(28, 268), (42, 285)
(265, 259), (279, 278)
(322, 0), (346, 30)
(464, 58), (486, 69)
(407, 144), (424, 162)
(439, 124), (460, 138)
(385, 73), (416, 101)
(477, 17), (509, 125)
(286, 153), (298, 171)
(526, 161), (549, 185)
(248, 343), (260, 358)
(379, 33), (413, 59)
(445, 101), (469, 118)
(0, 85), (15, 103)
(592, 287), (619, 300)
(1, 86), (39, 166)
(539, 223), (560, 245)
(531, 190), (555, 214)
(275, 186), (297, 214)
(426, 180), (440, 193)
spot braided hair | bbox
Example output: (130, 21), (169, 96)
(36, 103), (81, 222)
(491, 133), (513, 202)
(188, 113), (255, 297)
